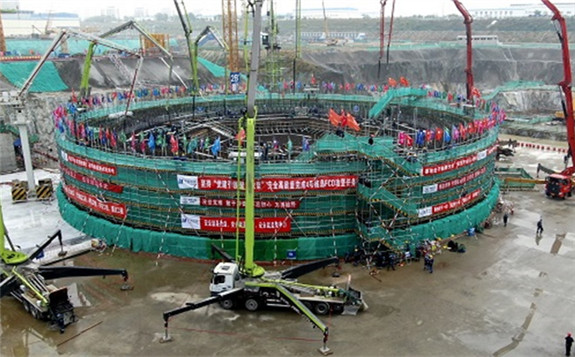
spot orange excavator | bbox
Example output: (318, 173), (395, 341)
(540, 0), (574, 199)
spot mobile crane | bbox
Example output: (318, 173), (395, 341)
(0, 201), (130, 332)
(540, 0), (574, 199)
(161, 2), (366, 353)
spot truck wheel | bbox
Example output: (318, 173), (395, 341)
(23, 301), (31, 313)
(219, 299), (234, 310)
(314, 302), (329, 315)
(245, 298), (259, 312)
(303, 301), (313, 310)
(31, 307), (40, 319)
(332, 303), (344, 314)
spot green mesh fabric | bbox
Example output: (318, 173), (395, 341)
(57, 93), (500, 260)
(0, 61), (67, 92)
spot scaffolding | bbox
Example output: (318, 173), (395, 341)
(55, 90), (500, 261)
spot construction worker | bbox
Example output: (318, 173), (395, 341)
(566, 332), (574, 356)
(537, 217), (544, 236)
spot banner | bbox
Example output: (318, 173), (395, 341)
(63, 184), (127, 219)
(177, 174), (199, 189)
(61, 150), (117, 176)
(179, 175), (358, 192)
(181, 215), (291, 233)
(422, 167), (487, 194)
(180, 196), (300, 209)
(418, 189), (481, 218)
(421, 145), (496, 176)
(62, 165), (123, 193)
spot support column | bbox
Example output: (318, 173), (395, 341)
(14, 108), (35, 197)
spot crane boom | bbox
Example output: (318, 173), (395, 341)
(453, 0), (474, 102)
(243, 0), (265, 278)
(193, 26), (228, 93)
(541, 0), (574, 170)
(80, 20), (174, 96)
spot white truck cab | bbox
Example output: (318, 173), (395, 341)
(210, 262), (240, 294)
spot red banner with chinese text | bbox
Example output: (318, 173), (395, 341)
(63, 184), (127, 219)
(61, 151), (117, 176)
(199, 216), (291, 233)
(61, 165), (123, 193)
(191, 175), (357, 192)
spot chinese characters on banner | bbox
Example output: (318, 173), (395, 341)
(421, 145), (496, 176)
(61, 165), (123, 193)
(180, 196), (300, 209)
(422, 167), (487, 194)
(417, 189), (481, 218)
(181, 214), (291, 233)
(177, 174), (358, 192)
(61, 150), (117, 175)
(63, 184), (127, 219)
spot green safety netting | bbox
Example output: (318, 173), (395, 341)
(56, 92), (500, 260)
(496, 167), (537, 191)
(359, 181), (500, 248)
(5, 39), (179, 56)
(57, 187), (357, 260)
(0, 61), (67, 92)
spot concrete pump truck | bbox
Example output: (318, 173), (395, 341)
(161, 1), (366, 354)
(539, 0), (575, 199)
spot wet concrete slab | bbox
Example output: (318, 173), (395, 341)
(1, 139), (574, 356)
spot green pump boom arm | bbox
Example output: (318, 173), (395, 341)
(242, 0), (264, 278)
(80, 20), (174, 97)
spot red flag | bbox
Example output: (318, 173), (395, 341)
(170, 134), (179, 155)
(328, 109), (342, 127)
(471, 87), (481, 98)
(110, 130), (117, 148)
(399, 76), (410, 87)
(235, 128), (246, 142)
(435, 127), (443, 142)
(345, 111), (360, 131)
(405, 134), (414, 146)
(388, 77), (398, 87)
(340, 110), (348, 128)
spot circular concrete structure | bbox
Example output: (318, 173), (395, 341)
(56, 90), (500, 261)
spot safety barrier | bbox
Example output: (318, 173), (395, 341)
(36, 178), (54, 201)
(515, 141), (569, 154)
(11, 180), (28, 203)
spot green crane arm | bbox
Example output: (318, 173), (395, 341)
(242, 0), (265, 278)
(193, 26), (228, 94)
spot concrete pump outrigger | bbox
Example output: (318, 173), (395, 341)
(0, 202), (131, 333)
(161, 1), (366, 354)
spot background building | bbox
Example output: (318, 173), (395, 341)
(470, 2), (575, 18)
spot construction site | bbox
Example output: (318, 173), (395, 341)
(1, 0), (574, 356)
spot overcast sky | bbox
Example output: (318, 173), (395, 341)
(15, 0), (523, 19)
